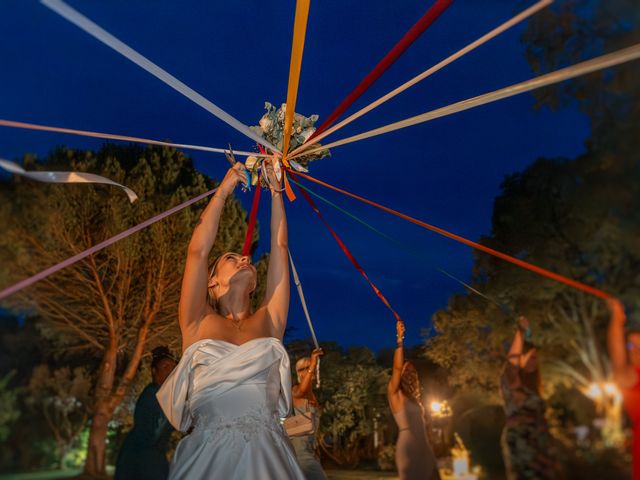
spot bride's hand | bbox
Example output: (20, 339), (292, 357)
(263, 157), (282, 194)
(218, 163), (248, 197)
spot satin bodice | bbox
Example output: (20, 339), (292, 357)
(157, 337), (292, 433)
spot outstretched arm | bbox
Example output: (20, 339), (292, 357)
(507, 316), (527, 366)
(261, 160), (289, 338)
(608, 298), (638, 389)
(293, 348), (324, 399)
(179, 164), (246, 339)
(388, 321), (405, 395)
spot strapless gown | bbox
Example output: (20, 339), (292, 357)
(157, 337), (305, 479)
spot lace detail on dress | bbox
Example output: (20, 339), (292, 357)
(194, 406), (283, 443)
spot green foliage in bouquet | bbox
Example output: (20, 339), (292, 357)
(248, 102), (330, 181)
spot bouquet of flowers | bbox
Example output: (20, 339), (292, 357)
(246, 102), (330, 187)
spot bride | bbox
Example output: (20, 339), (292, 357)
(157, 160), (305, 479)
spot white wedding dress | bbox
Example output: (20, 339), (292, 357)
(156, 337), (305, 479)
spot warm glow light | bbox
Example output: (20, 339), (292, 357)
(603, 382), (620, 397)
(431, 401), (443, 414)
(585, 382), (603, 400)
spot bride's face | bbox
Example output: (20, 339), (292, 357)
(210, 252), (257, 293)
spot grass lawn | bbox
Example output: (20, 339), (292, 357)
(327, 470), (399, 479)
(0, 468), (397, 480)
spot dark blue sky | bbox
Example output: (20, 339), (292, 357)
(0, 1), (590, 351)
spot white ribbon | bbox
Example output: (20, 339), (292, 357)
(0, 158), (138, 203)
(288, 249), (320, 387)
(292, 42), (640, 158)
(289, 0), (552, 157)
(0, 119), (269, 159)
(41, 0), (280, 154)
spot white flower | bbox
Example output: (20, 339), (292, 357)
(277, 104), (286, 121)
(289, 160), (309, 173)
(273, 158), (282, 182)
(259, 117), (272, 132)
(245, 156), (258, 170)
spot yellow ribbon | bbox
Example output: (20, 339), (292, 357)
(281, 0), (310, 169)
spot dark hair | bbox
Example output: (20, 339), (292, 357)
(400, 361), (423, 407)
(151, 346), (176, 369)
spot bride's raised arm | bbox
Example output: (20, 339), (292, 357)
(261, 160), (289, 339)
(179, 164), (246, 342)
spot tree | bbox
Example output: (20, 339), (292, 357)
(523, 0), (639, 139)
(0, 371), (20, 443)
(428, 0), (639, 452)
(0, 144), (261, 476)
(25, 365), (93, 469)
(309, 344), (390, 466)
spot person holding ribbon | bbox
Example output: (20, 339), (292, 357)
(156, 160), (305, 479)
(115, 346), (177, 480)
(608, 298), (640, 479)
(287, 348), (327, 480)
(500, 316), (563, 479)
(388, 321), (440, 480)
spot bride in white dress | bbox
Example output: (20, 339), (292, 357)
(157, 160), (305, 479)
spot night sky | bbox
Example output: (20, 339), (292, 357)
(0, 0), (591, 352)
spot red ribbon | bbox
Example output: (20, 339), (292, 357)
(311, 0), (453, 139)
(291, 172), (403, 322)
(241, 146), (265, 257)
(291, 170), (612, 300)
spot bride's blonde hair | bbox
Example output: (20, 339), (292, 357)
(206, 255), (224, 311)
(206, 253), (257, 312)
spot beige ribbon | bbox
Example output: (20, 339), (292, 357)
(0, 158), (138, 202)
(292, 42), (640, 159)
(0, 119), (269, 159)
(289, 0), (552, 158)
(41, 0), (280, 154)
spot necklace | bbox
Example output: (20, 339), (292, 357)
(229, 313), (246, 331)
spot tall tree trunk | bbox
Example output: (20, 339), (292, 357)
(83, 316), (153, 477)
(83, 342), (117, 477)
(84, 398), (113, 477)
